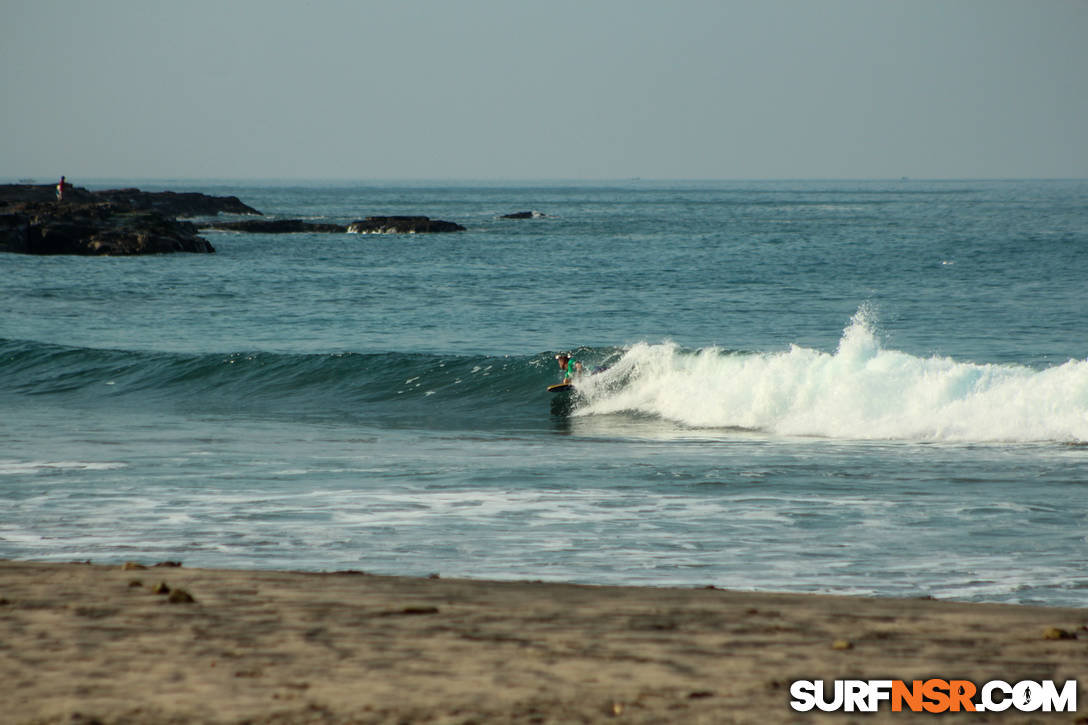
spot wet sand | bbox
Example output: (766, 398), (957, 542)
(1, 560), (1084, 724)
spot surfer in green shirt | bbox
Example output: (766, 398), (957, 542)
(555, 352), (582, 384)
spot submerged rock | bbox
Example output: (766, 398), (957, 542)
(347, 216), (465, 234)
(501, 210), (545, 219)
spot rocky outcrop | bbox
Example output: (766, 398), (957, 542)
(202, 219), (346, 233)
(501, 210), (546, 219)
(0, 183), (258, 255)
(0, 213), (32, 251)
(0, 184), (261, 216)
(0, 184), (470, 254)
(93, 188), (260, 217)
(0, 200), (214, 255)
(0, 184), (73, 205)
(347, 216), (465, 234)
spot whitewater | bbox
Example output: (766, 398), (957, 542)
(576, 310), (1088, 444)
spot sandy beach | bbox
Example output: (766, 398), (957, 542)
(0, 560), (1084, 724)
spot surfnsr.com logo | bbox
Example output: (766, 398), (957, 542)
(789, 679), (1078, 713)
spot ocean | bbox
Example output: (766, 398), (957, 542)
(1, 179), (1086, 606)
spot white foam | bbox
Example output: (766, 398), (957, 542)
(0, 460), (128, 475)
(575, 308), (1088, 444)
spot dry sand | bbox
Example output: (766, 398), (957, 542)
(0, 560), (1085, 724)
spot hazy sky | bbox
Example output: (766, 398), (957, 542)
(3, 0), (1086, 180)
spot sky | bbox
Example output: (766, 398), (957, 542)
(2, 0), (1086, 180)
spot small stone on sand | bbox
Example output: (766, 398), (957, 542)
(168, 588), (195, 604)
(1043, 626), (1075, 640)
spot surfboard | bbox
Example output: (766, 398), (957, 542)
(547, 383), (573, 393)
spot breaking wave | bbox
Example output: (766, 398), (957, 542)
(574, 310), (1088, 444)
(4, 308), (1086, 443)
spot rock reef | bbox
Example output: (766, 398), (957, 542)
(347, 216), (466, 234)
(0, 184), (260, 216)
(501, 210), (546, 219)
(0, 201), (214, 255)
(202, 219), (347, 234)
(0, 183), (258, 255)
(0, 184), (466, 255)
(92, 188), (261, 217)
(206, 216), (467, 235)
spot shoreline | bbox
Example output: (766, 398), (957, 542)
(1, 560), (1085, 723)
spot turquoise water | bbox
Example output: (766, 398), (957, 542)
(2, 179), (1086, 604)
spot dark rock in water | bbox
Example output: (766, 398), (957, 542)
(347, 216), (465, 234)
(0, 183), (85, 205)
(0, 185), (53, 205)
(203, 219), (347, 234)
(501, 210), (545, 219)
(0, 184), (229, 255)
(0, 183), (261, 216)
(0, 213), (32, 251)
(93, 188), (261, 217)
(0, 201), (215, 255)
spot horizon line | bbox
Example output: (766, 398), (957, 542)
(5, 175), (1087, 185)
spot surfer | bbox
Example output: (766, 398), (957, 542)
(555, 352), (582, 384)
